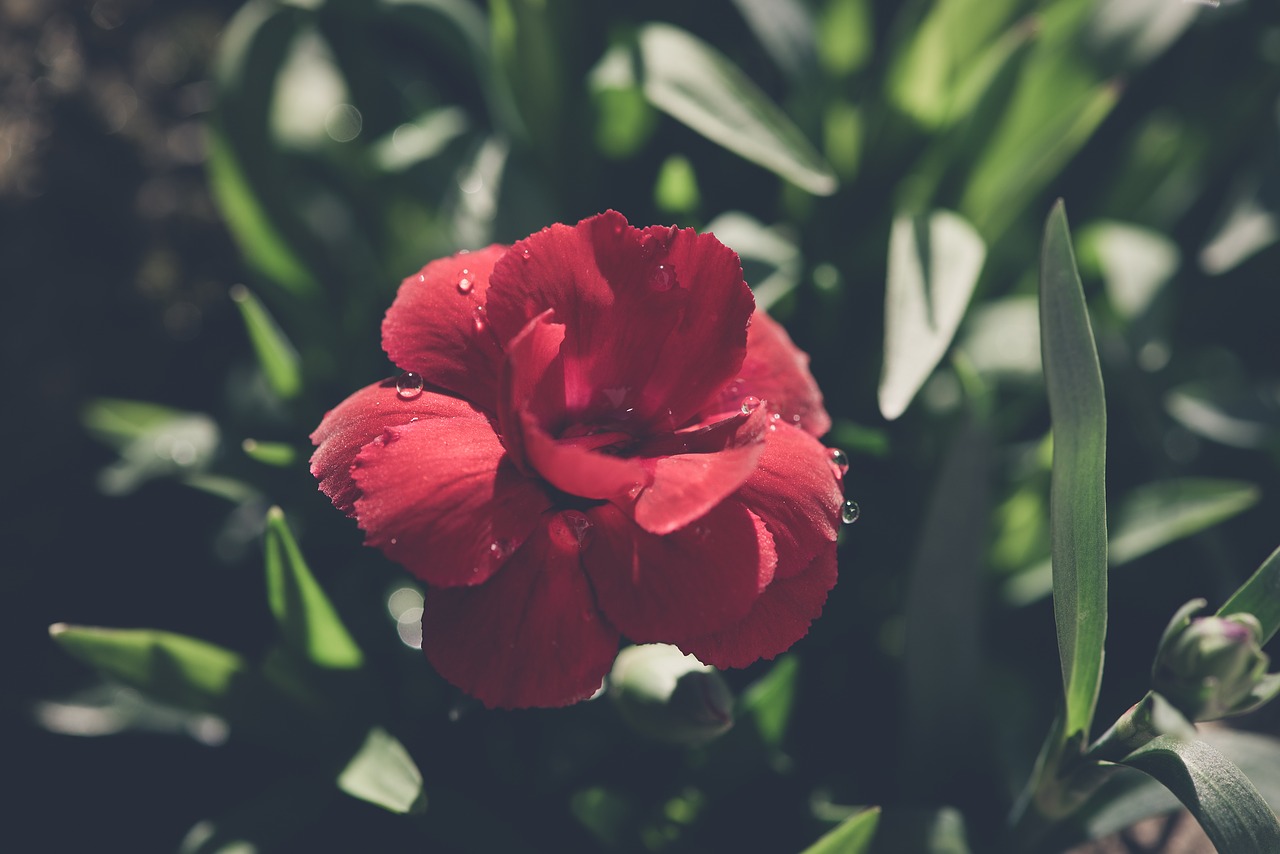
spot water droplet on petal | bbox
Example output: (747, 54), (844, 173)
(472, 305), (487, 333)
(520, 247), (531, 260)
(563, 510), (593, 545)
(741, 396), (762, 415)
(396, 372), (424, 399)
(488, 538), (516, 561)
(409, 416), (419, 422)
(456, 270), (473, 294)
(417, 274), (425, 283)
(829, 448), (849, 477)
(649, 264), (676, 291)
(841, 499), (861, 525)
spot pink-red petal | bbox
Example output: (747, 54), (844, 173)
(310, 379), (478, 516)
(382, 245), (508, 413)
(583, 503), (776, 643)
(680, 546), (838, 669)
(485, 211), (755, 432)
(421, 511), (620, 709)
(349, 407), (551, 588)
(703, 309), (831, 436)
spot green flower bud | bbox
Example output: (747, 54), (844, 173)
(608, 644), (734, 745)
(1152, 598), (1272, 721)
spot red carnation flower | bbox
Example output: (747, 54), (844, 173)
(311, 210), (846, 709)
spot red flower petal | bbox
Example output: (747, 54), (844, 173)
(583, 503), (777, 642)
(349, 402), (551, 588)
(630, 406), (770, 535)
(702, 309), (831, 437)
(485, 210), (755, 432)
(733, 423), (842, 577)
(421, 511), (620, 709)
(382, 245), (508, 413)
(310, 378), (468, 515)
(680, 547), (838, 669)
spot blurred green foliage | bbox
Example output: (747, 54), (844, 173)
(12, 0), (1280, 850)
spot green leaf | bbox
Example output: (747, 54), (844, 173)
(1165, 379), (1280, 450)
(50, 624), (246, 714)
(490, 0), (564, 153)
(1109, 479), (1260, 566)
(179, 777), (331, 854)
(1218, 544), (1280, 644)
(629, 23), (837, 195)
(1041, 200), (1108, 742)
(1120, 735), (1280, 853)
(229, 285), (302, 400)
(1078, 221), (1180, 322)
(336, 726), (426, 814)
(901, 425), (990, 800)
(81, 398), (187, 449)
(961, 58), (1120, 239)
(208, 0), (317, 297)
(1002, 478), (1260, 606)
(878, 210), (986, 420)
(737, 654), (798, 749)
(886, 0), (1027, 129)
(815, 0), (872, 77)
(241, 438), (298, 467)
(801, 806), (880, 854)
(264, 507), (364, 670)
(729, 0), (816, 80)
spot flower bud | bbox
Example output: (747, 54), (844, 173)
(1152, 598), (1271, 721)
(608, 644), (734, 745)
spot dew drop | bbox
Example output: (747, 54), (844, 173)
(563, 510), (593, 545)
(396, 371), (424, 399)
(841, 499), (861, 525)
(829, 448), (849, 477)
(472, 305), (487, 333)
(521, 247), (531, 260)
(417, 274), (425, 283)
(456, 270), (473, 294)
(740, 396), (762, 415)
(488, 538), (516, 561)
(649, 264), (676, 291)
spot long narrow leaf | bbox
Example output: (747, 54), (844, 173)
(264, 507), (364, 670)
(1218, 544), (1280, 643)
(1041, 201), (1108, 742)
(633, 24), (838, 195)
(1121, 735), (1280, 853)
(878, 210), (986, 420)
(336, 726), (427, 814)
(230, 285), (302, 400)
(800, 806), (880, 854)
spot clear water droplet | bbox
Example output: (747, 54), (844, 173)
(649, 264), (676, 291)
(841, 499), (861, 525)
(409, 416), (419, 422)
(488, 538), (516, 561)
(417, 274), (425, 283)
(396, 372), (424, 399)
(563, 510), (593, 545)
(472, 305), (487, 333)
(521, 247), (531, 260)
(741, 396), (762, 415)
(456, 270), (473, 294)
(828, 448), (849, 477)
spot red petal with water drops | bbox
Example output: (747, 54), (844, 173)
(310, 379), (475, 515)
(484, 211), (755, 432)
(702, 309), (831, 436)
(421, 511), (620, 709)
(583, 503), (776, 642)
(731, 423), (842, 578)
(681, 547), (838, 669)
(349, 405), (551, 588)
(382, 245), (508, 414)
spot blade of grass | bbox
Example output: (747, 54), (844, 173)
(1041, 200), (1108, 743)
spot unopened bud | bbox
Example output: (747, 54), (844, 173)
(1152, 599), (1271, 721)
(608, 644), (734, 745)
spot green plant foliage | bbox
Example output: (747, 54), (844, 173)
(1040, 201), (1109, 743)
(1120, 736), (1280, 853)
(230, 285), (303, 400)
(264, 507), (364, 670)
(878, 210), (986, 420)
(335, 726), (426, 814)
(800, 806), (880, 854)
